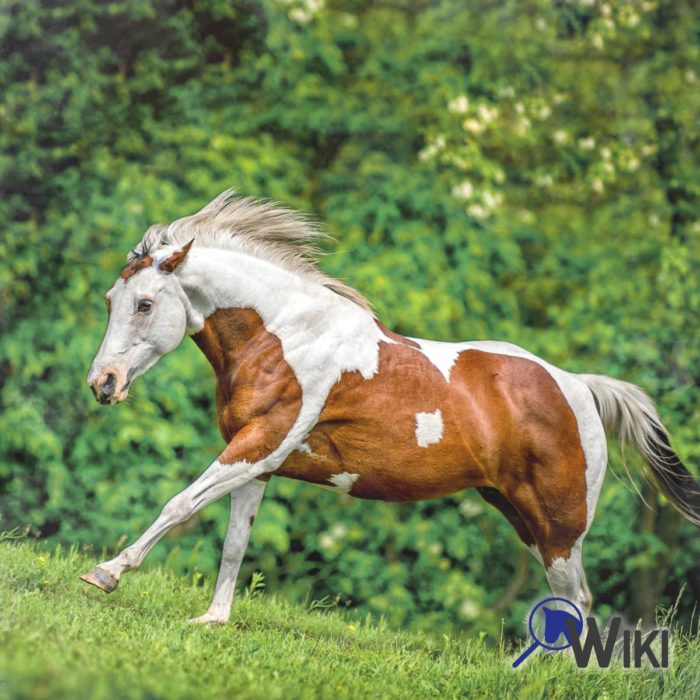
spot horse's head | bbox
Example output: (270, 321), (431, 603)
(87, 239), (194, 404)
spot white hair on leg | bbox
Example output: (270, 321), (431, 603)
(189, 478), (267, 624)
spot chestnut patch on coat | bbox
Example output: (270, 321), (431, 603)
(192, 307), (302, 465)
(120, 255), (153, 280)
(279, 342), (587, 564)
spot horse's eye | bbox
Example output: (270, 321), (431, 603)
(137, 299), (153, 313)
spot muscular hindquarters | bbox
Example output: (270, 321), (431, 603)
(450, 351), (589, 565)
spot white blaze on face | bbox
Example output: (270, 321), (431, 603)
(415, 409), (444, 448)
(328, 472), (360, 494)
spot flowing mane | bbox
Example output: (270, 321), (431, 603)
(131, 190), (372, 311)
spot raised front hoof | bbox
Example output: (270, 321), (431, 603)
(80, 567), (118, 593)
(187, 612), (228, 625)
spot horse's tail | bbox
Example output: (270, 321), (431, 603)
(579, 373), (700, 527)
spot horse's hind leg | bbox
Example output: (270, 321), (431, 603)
(506, 444), (605, 619)
(477, 487), (537, 552)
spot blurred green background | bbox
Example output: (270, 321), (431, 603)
(1, 0), (699, 640)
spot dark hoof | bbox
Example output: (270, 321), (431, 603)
(80, 567), (118, 593)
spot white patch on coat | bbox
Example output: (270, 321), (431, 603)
(295, 442), (313, 456)
(328, 472), (360, 494)
(415, 409), (444, 447)
(410, 338), (462, 382)
(544, 543), (591, 615)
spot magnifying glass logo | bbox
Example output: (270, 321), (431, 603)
(512, 597), (583, 668)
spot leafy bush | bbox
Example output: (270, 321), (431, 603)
(1, 0), (699, 637)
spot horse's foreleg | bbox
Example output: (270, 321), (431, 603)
(188, 478), (267, 624)
(80, 424), (282, 594)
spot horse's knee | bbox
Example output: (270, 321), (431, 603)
(161, 493), (193, 523)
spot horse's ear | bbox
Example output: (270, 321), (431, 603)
(159, 239), (194, 273)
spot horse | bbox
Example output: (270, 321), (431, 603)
(82, 190), (700, 624)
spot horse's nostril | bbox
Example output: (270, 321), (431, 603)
(100, 372), (117, 396)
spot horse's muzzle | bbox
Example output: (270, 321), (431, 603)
(90, 370), (120, 404)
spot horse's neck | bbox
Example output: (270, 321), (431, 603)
(179, 248), (384, 405)
(190, 306), (268, 380)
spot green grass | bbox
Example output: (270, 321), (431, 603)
(1, 542), (699, 699)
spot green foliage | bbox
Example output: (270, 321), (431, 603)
(1, 0), (699, 639)
(3, 542), (700, 699)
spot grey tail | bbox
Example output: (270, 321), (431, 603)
(579, 373), (700, 527)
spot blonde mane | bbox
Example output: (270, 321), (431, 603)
(132, 190), (372, 311)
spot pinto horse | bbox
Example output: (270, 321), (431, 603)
(82, 191), (700, 624)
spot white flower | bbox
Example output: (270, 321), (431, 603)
(686, 70), (696, 84)
(515, 102), (525, 114)
(483, 190), (503, 209)
(601, 146), (612, 160)
(578, 136), (596, 150)
(602, 161), (615, 174)
(537, 104), (552, 120)
(452, 181), (474, 200)
(460, 600), (480, 620)
(448, 95), (470, 114)
(516, 117), (531, 136)
(468, 204), (489, 219)
(535, 174), (553, 187)
(625, 156), (640, 172)
(592, 178), (604, 193)
(289, 7), (310, 23)
(331, 523), (347, 538)
(478, 104), (499, 123)
(418, 145), (437, 161)
(601, 3), (611, 16)
(649, 214), (660, 227)
(462, 118), (485, 134)
(319, 533), (334, 549)
(306, 0), (324, 12)
(624, 11), (640, 27)
(459, 500), (483, 517)
(535, 17), (547, 31)
(553, 129), (568, 144)
(591, 33), (604, 49)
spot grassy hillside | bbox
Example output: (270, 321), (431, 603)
(0, 542), (698, 699)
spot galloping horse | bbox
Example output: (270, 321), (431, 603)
(82, 191), (700, 624)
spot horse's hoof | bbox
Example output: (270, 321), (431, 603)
(187, 613), (227, 625)
(80, 566), (118, 593)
